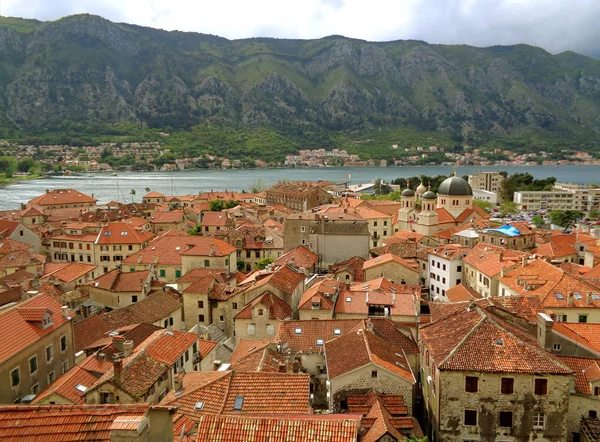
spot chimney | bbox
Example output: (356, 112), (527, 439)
(46, 189), (50, 194)
(20, 203), (26, 210)
(278, 363), (286, 373)
(61, 306), (70, 318)
(113, 335), (125, 353)
(174, 371), (185, 394)
(113, 356), (123, 386)
(123, 340), (133, 357)
(521, 256), (527, 267)
(366, 320), (374, 333)
(536, 312), (554, 351)
(498, 251), (503, 262)
(213, 360), (221, 370)
(137, 255), (142, 264)
(587, 292), (592, 304)
(567, 293), (574, 306)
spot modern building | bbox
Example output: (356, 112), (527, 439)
(468, 171), (506, 196)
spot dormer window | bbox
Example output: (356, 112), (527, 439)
(333, 328), (341, 336)
(294, 327), (302, 335)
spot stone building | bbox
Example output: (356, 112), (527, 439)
(420, 303), (573, 442)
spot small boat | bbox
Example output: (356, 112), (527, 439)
(112, 173), (118, 176)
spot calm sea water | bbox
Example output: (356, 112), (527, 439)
(0, 165), (599, 211)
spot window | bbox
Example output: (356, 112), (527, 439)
(199, 314), (205, 322)
(233, 396), (244, 411)
(60, 335), (67, 352)
(594, 387), (600, 397)
(45, 345), (53, 362)
(501, 378), (514, 394)
(465, 376), (478, 392)
(464, 409), (477, 426)
(334, 328), (341, 335)
(247, 324), (255, 335)
(499, 411), (513, 427)
(301, 226), (305, 232)
(29, 356), (38, 374)
(232, 302), (238, 310)
(371, 370), (377, 378)
(266, 324), (275, 335)
(316, 339), (324, 346)
(533, 412), (545, 429)
(61, 360), (69, 374)
(175, 270), (181, 278)
(534, 378), (548, 395)
(553, 343), (561, 351)
(457, 265), (462, 272)
(579, 315), (588, 323)
(426, 351), (430, 367)
(132, 295), (138, 303)
(443, 264), (446, 271)
(204, 260), (210, 267)
(31, 383), (40, 395)
(219, 315), (224, 322)
(374, 221), (378, 227)
(170, 317), (174, 326)
(10, 368), (20, 387)
(159, 269), (166, 277)
(48, 371), (55, 384)
(257, 309), (264, 316)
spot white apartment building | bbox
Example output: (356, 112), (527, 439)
(427, 244), (469, 302)
(513, 191), (574, 212)
(553, 183), (600, 213)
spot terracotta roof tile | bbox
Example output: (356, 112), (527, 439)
(273, 245), (319, 269)
(552, 323), (600, 354)
(325, 329), (415, 382)
(331, 256), (366, 282)
(363, 253), (420, 272)
(446, 284), (482, 302)
(463, 243), (530, 277)
(0, 404), (152, 441)
(73, 290), (182, 352)
(557, 356), (600, 394)
(28, 188), (96, 207)
(149, 210), (185, 223)
(90, 270), (162, 292)
(41, 263), (97, 284)
(234, 291), (292, 320)
(161, 371), (311, 418)
(277, 319), (363, 354)
(0, 294), (70, 364)
(421, 305), (572, 374)
(32, 364), (98, 404)
(195, 413), (360, 442)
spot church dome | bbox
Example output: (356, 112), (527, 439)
(422, 190), (437, 200)
(401, 188), (415, 197)
(438, 175), (472, 196)
(416, 182), (427, 195)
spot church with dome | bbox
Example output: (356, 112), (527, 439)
(397, 174), (489, 235)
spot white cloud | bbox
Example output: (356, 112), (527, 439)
(3, 0), (599, 57)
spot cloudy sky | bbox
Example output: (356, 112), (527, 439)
(3, 0), (599, 58)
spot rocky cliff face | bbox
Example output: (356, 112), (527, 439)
(2, 14), (600, 140)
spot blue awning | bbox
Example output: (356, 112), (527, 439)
(483, 224), (521, 237)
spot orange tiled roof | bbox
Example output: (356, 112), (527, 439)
(274, 245), (319, 269)
(276, 319), (363, 354)
(463, 243), (530, 277)
(201, 211), (232, 227)
(297, 279), (343, 311)
(195, 414), (360, 442)
(241, 265), (305, 296)
(73, 290), (181, 352)
(90, 270), (162, 293)
(149, 210), (184, 223)
(32, 364), (98, 404)
(42, 262), (97, 284)
(29, 188), (97, 206)
(0, 404), (153, 441)
(552, 322), (600, 354)
(229, 340), (271, 364)
(445, 284), (482, 302)
(421, 305), (572, 374)
(363, 253), (420, 272)
(325, 329), (415, 382)
(161, 371), (311, 418)
(123, 230), (235, 265)
(0, 294), (70, 364)
(145, 329), (200, 365)
(95, 221), (154, 245)
(234, 291), (292, 320)
(331, 256), (366, 282)
(557, 356), (600, 394)
(335, 289), (418, 317)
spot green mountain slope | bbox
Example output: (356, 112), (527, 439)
(1, 14), (600, 158)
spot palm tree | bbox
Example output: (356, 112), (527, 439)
(130, 189), (136, 203)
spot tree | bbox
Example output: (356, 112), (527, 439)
(531, 214), (545, 228)
(499, 201), (519, 218)
(473, 199), (493, 212)
(224, 200), (241, 209)
(188, 224), (202, 236)
(256, 257), (275, 269)
(17, 157), (36, 173)
(588, 209), (600, 220)
(130, 189), (136, 203)
(548, 210), (583, 232)
(210, 200), (224, 211)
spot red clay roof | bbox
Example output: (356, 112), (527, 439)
(0, 294), (70, 364)
(0, 404), (153, 441)
(149, 210), (184, 223)
(29, 188), (97, 206)
(335, 289), (418, 318)
(33, 364), (98, 404)
(161, 371), (311, 418)
(421, 305), (572, 374)
(557, 356), (600, 394)
(91, 270), (162, 292)
(234, 291), (292, 320)
(445, 284), (482, 302)
(463, 243), (530, 277)
(552, 322), (600, 354)
(42, 263), (97, 283)
(73, 290), (182, 352)
(325, 329), (415, 382)
(95, 222), (154, 245)
(277, 319), (363, 354)
(201, 211), (232, 227)
(274, 245), (319, 269)
(363, 253), (420, 272)
(195, 414), (360, 442)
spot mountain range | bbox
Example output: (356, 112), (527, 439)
(1, 14), (600, 154)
